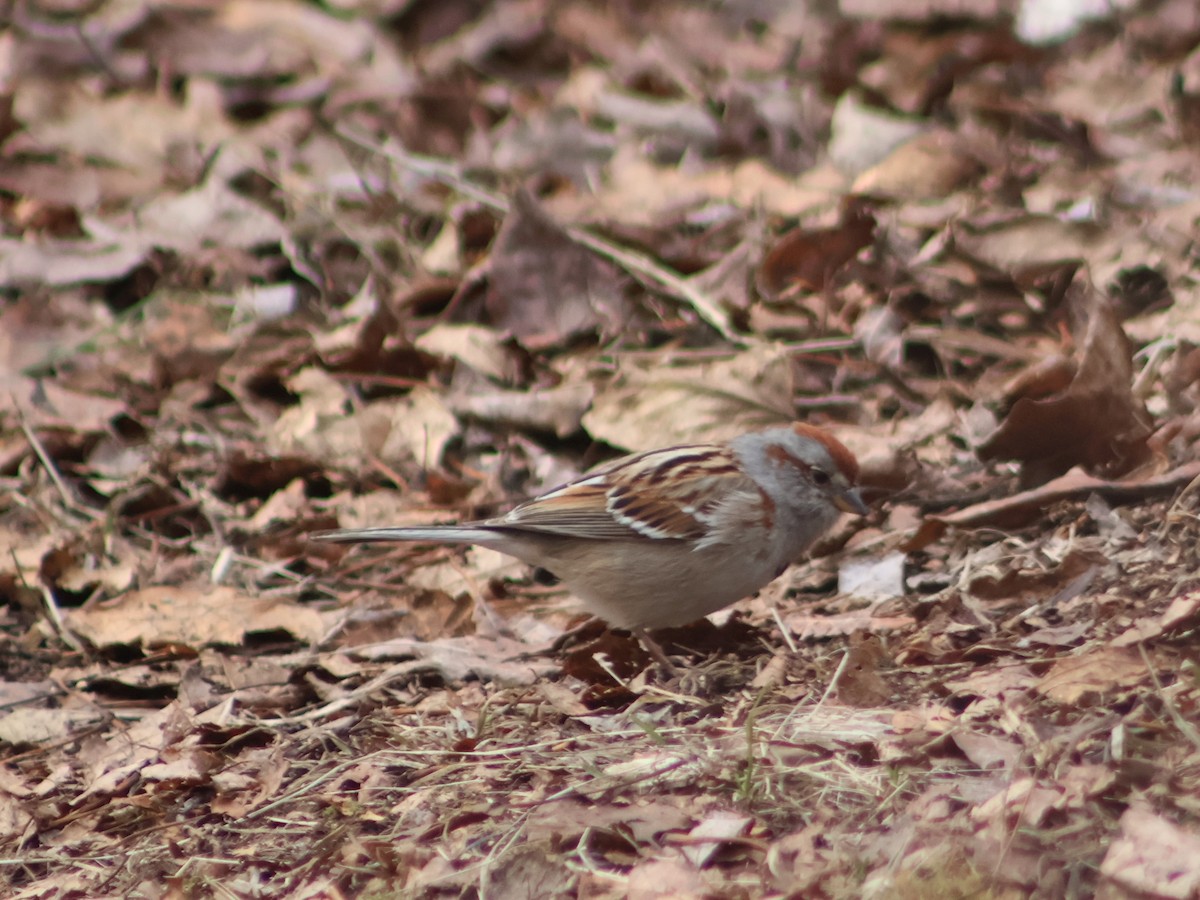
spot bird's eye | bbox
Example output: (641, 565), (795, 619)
(812, 468), (831, 486)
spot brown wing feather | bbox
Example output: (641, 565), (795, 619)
(497, 481), (639, 539)
(496, 444), (756, 543)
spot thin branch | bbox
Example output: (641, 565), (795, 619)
(332, 125), (745, 343)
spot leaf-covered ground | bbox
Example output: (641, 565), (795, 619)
(3, 1), (1200, 897)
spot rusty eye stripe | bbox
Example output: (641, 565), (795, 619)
(790, 423), (860, 482)
(765, 443), (812, 474)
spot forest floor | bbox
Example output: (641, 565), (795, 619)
(3, 1), (1200, 897)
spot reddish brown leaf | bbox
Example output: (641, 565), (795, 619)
(756, 200), (875, 299)
(977, 292), (1153, 481)
(485, 190), (628, 345)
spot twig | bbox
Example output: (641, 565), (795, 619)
(332, 125), (745, 343)
(810, 648), (851, 713)
(771, 606), (799, 654)
(40, 584), (84, 653)
(1157, 468), (1200, 541)
(566, 226), (742, 342)
(16, 404), (78, 513)
(1138, 643), (1200, 753)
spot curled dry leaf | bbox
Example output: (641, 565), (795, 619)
(756, 200), (876, 299)
(976, 292), (1153, 482)
(953, 214), (1103, 284)
(0, 235), (147, 288)
(680, 813), (754, 868)
(837, 551), (906, 599)
(923, 459), (1200, 533)
(582, 349), (795, 452)
(66, 587), (328, 649)
(445, 381), (592, 438)
(350, 635), (558, 685)
(1034, 646), (1150, 705)
(485, 190), (628, 345)
(0, 706), (107, 747)
(1100, 802), (1200, 899)
(1111, 591), (1200, 646)
(415, 323), (518, 381)
(827, 93), (926, 177)
(852, 131), (981, 200)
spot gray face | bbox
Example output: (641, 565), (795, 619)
(739, 426), (868, 518)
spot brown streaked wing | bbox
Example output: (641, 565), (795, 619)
(493, 443), (754, 543)
(497, 480), (640, 539)
(607, 445), (753, 541)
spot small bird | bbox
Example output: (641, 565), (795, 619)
(313, 423), (867, 666)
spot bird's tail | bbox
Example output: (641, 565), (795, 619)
(310, 526), (498, 545)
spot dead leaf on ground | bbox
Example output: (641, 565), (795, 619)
(953, 214), (1104, 284)
(950, 730), (1021, 771)
(756, 199), (876, 298)
(525, 797), (694, 846)
(838, 551), (907, 598)
(852, 131), (981, 200)
(350, 635), (558, 685)
(626, 858), (709, 899)
(678, 812), (753, 867)
(485, 190), (629, 346)
(3, 379), (128, 432)
(415, 323), (521, 382)
(976, 291), (1153, 482)
(785, 607), (915, 640)
(445, 381), (592, 438)
(928, 460), (1200, 530)
(1112, 591), (1200, 646)
(833, 633), (894, 708)
(0, 704), (107, 747)
(1034, 646), (1150, 705)
(827, 92), (926, 177)
(1100, 802), (1200, 899)
(583, 349), (795, 452)
(66, 587), (328, 649)
(484, 841), (577, 898)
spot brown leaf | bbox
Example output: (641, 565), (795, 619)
(833, 632), (893, 708)
(582, 350), (795, 452)
(977, 291), (1153, 481)
(756, 200), (875, 298)
(445, 382), (591, 438)
(945, 663), (1039, 700)
(485, 842), (578, 898)
(953, 214), (1102, 284)
(627, 858), (707, 899)
(0, 705), (107, 748)
(3, 378), (128, 433)
(950, 731), (1021, 771)
(852, 131), (981, 200)
(679, 812), (753, 868)
(351, 635), (558, 685)
(1112, 591), (1200, 647)
(785, 608), (915, 640)
(1100, 802), (1200, 899)
(932, 460), (1200, 529)
(67, 587), (327, 649)
(485, 190), (628, 344)
(1034, 646), (1148, 705)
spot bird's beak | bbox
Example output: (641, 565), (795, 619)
(835, 488), (869, 516)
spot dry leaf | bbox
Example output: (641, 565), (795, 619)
(583, 350), (795, 452)
(1100, 802), (1200, 899)
(67, 587), (327, 648)
(486, 190), (628, 344)
(1034, 646), (1148, 705)
(977, 292), (1153, 481)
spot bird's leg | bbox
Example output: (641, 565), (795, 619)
(632, 627), (682, 678)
